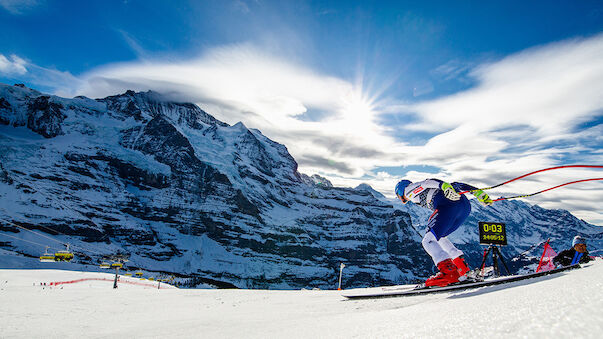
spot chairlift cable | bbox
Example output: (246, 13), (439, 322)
(0, 217), (67, 245)
(0, 216), (106, 256)
(0, 231), (60, 249)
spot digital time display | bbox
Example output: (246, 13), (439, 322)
(478, 221), (507, 246)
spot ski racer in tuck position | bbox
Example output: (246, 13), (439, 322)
(395, 179), (493, 287)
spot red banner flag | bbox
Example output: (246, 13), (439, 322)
(536, 240), (557, 272)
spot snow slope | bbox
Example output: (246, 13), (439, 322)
(1, 260), (601, 338)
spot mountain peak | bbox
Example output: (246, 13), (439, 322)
(355, 183), (386, 199)
(301, 174), (333, 188)
(233, 121), (247, 130)
(99, 89), (228, 128)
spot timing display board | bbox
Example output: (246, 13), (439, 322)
(478, 221), (507, 246)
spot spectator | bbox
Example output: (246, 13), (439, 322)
(553, 236), (592, 266)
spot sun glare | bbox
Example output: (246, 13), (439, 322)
(338, 88), (376, 132)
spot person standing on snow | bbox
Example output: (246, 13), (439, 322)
(395, 178), (493, 287)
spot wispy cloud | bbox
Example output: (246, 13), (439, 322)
(61, 43), (395, 179)
(304, 34), (603, 224)
(412, 35), (603, 133)
(116, 29), (148, 59)
(0, 0), (40, 15)
(390, 34), (603, 224)
(0, 53), (82, 93)
(402, 35), (603, 171)
(0, 54), (27, 75)
(8, 33), (603, 224)
(431, 59), (474, 82)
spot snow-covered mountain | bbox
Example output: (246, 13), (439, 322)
(0, 83), (600, 288)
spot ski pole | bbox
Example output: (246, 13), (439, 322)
(492, 177), (603, 202)
(459, 165), (603, 195)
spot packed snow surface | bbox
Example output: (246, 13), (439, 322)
(1, 260), (602, 338)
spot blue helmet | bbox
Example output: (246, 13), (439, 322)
(395, 180), (412, 198)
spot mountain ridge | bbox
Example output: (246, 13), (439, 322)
(0, 83), (600, 289)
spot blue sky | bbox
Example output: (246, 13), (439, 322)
(2, 1), (601, 95)
(1, 0), (602, 223)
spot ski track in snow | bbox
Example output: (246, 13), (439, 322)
(1, 260), (602, 338)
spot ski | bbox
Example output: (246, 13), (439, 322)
(341, 264), (581, 299)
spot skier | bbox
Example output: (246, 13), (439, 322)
(553, 235), (592, 266)
(395, 178), (493, 287)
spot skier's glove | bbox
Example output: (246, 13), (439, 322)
(473, 189), (493, 206)
(441, 182), (460, 201)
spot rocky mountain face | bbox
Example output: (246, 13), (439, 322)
(0, 83), (600, 289)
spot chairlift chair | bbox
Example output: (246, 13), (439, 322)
(110, 262), (123, 269)
(99, 262), (111, 269)
(54, 244), (74, 262)
(39, 246), (56, 262)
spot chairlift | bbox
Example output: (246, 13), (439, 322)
(110, 262), (123, 269)
(135, 270), (143, 277)
(39, 246), (55, 262)
(124, 272), (132, 277)
(148, 277), (155, 281)
(99, 262), (111, 269)
(54, 244), (74, 262)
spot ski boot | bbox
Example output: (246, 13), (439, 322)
(425, 259), (461, 287)
(453, 256), (470, 281)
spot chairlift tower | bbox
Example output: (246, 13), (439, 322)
(101, 253), (130, 289)
(112, 257), (128, 289)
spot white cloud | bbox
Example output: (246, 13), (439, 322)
(20, 33), (603, 224)
(410, 35), (603, 134)
(116, 29), (147, 58)
(0, 53), (82, 93)
(431, 59), (474, 81)
(0, 54), (28, 75)
(393, 34), (603, 225)
(67, 43), (396, 179)
(305, 34), (603, 225)
(75, 44), (352, 118)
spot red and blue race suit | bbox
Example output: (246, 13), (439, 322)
(403, 179), (478, 240)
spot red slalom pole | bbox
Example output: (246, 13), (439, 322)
(459, 165), (603, 195)
(492, 178), (603, 202)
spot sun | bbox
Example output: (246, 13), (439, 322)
(338, 87), (376, 132)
